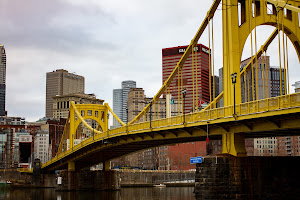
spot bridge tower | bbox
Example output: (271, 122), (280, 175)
(222, 0), (300, 156)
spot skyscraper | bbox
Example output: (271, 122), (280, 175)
(162, 44), (210, 113)
(121, 80), (136, 123)
(113, 80), (136, 127)
(45, 69), (85, 119)
(0, 45), (6, 116)
(240, 56), (285, 102)
(113, 89), (123, 127)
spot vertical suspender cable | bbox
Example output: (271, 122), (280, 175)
(282, 9), (287, 95)
(195, 44), (198, 111)
(254, 4), (259, 100)
(167, 86), (169, 118)
(285, 31), (290, 94)
(263, 51), (265, 99)
(192, 44), (195, 112)
(208, 19), (212, 103)
(245, 73), (247, 102)
(212, 18), (215, 106)
(248, 70), (250, 102)
(265, 51), (269, 98)
(177, 67), (182, 112)
(277, 7), (283, 96)
(181, 68), (183, 114)
(250, 0), (255, 101)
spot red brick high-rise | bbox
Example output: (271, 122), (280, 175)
(162, 44), (210, 113)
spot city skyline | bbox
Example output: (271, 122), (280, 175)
(1, 0), (299, 122)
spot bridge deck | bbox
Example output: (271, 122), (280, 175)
(42, 93), (300, 171)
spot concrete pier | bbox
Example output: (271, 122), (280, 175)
(194, 156), (300, 199)
(56, 169), (120, 191)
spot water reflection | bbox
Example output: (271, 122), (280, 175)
(0, 187), (196, 200)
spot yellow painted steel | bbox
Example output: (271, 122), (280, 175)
(105, 103), (126, 126)
(68, 161), (75, 171)
(43, 1), (300, 169)
(18, 168), (33, 173)
(267, 0), (300, 13)
(104, 161), (111, 171)
(128, 0), (221, 125)
(43, 92), (300, 169)
(222, 133), (247, 157)
(222, 0), (300, 156)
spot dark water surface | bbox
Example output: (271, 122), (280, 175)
(0, 187), (196, 200)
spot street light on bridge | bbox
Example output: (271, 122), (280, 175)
(182, 88), (187, 125)
(231, 72), (237, 117)
(149, 100), (153, 129)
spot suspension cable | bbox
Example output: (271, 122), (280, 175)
(285, 31), (290, 94)
(277, 7), (283, 96)
(177, 67), (180, 114)
(244, 73), (247, 102)
(192, 44), (195, 112)
(255, 3), (259, 100)
(263, 51), (265, 99)
(181, 68), (183, 114)
(195, 44), (198, 111)
(212, 17), (215, 107)
(282, 9), (287, 95)
(265, 51), (269, 98)
(208, 19), (212, 103)
(250, 0), (255, 101)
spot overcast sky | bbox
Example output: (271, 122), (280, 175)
(0, 0), (299, 122)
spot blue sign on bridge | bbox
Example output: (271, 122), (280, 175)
(190, 156), (203, 164)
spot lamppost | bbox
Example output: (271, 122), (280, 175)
(92, 121), (95, 140)
(149, 101), (152, 129)
(231, 72), (237, 117)
(182, 88), (186, 124)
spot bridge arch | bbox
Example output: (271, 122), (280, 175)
(238, 17), (300, 64)
(223, 0), (300, 107)
(69, 102), (109, 149)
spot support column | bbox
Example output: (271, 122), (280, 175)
(68, 161), (76, 190)
(69, 102), (75, 150)
(222, 132), (247, 157)
(103, 160), (111, 171)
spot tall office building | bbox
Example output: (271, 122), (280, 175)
(240, 56), (285, 102)
(122, 81), (136, 123)
(0, 45), (6, 116)
(162, 44), (210, 113)
(52, 93), (104, 119)
(45, 69), (85, 119)
(113, 80), (136, 127)
(113, 89), (123, 127)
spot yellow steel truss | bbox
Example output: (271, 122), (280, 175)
(45, 1), (300, 170)
(43, 92), (300, 170)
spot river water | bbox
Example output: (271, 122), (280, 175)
(0, 187), (196, 200)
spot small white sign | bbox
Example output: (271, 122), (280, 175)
(57, 177), (62, 185)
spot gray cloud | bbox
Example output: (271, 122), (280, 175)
(0, 0), (299, 122)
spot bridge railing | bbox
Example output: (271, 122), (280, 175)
(44, 93), (300, 169)
(125, 93), (300, 133)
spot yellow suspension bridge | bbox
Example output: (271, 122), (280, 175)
(43, 0), (300, 172)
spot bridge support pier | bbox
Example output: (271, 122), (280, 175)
(55, 161), (120, 191)
(195, 156), (300, 199)
(222, 133), (247, 157)
(103, 160), (111, 171)
(67, 161), (76, 190)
